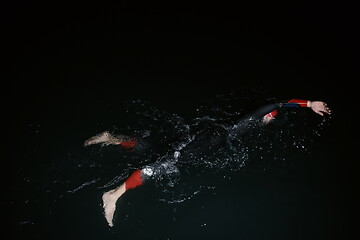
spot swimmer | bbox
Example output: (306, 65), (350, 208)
(261, 99), (331, 123)
(85, 99), (331, 226)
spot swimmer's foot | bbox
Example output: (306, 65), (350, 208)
(102, 184), (126, 227)
(84, 131), (111, 146)
(102, 190), (117, 227)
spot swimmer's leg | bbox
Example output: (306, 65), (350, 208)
(102, 161), (178, 226)
(102, 169), (150, 226)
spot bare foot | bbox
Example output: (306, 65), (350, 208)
(102, 184), (126, 227)
(102, 190), (117, 227)
(84, 131), (111, 146)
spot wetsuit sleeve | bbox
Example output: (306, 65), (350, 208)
(245, 103), (279, 120)
(263, 99), (309, 120)
(281, 99), (309, 108)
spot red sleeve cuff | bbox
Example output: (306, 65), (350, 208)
(288, 99), (309, 107)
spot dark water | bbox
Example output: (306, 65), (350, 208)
(6, 3), (356, 240)
(9, 84), (352, 240)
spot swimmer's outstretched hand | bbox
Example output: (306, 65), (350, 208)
(309, 101), (332, 116)
(102, 184), (126, 227)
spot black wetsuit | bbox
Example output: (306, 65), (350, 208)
(129, 99), (311, 185)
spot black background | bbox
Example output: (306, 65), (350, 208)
(4, 1), (357, 239)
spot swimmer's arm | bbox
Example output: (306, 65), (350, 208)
(262, 99), (331, 123)
(280, 99), (331, 116)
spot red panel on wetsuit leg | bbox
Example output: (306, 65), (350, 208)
(125, 170), (143, 190)
(119, 140), (137, 149)
(288, 99), (308, 107)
